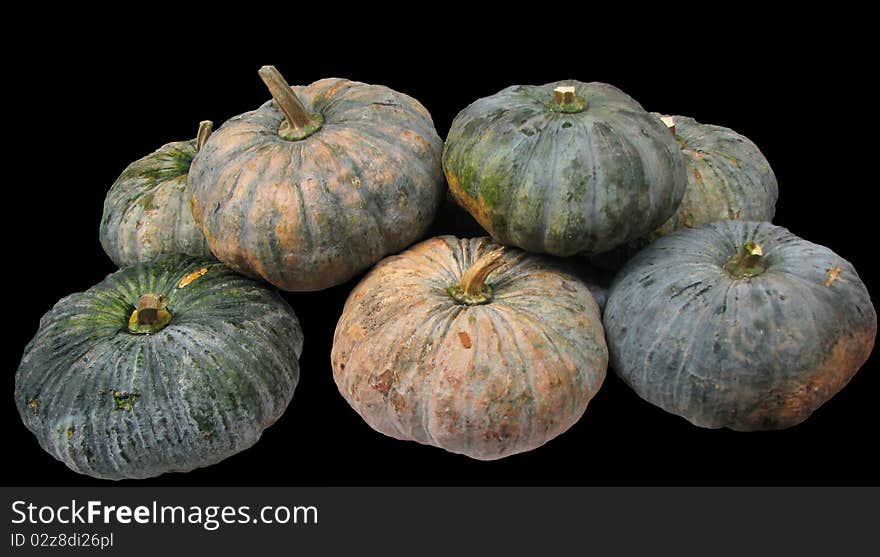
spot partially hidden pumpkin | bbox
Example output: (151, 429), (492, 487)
(189, 66), (445, 291)
(591, 114), (779, 271)
(442, 81), (687, 256)
(604, 220), (876, 431)
(331, 236), (608, 460)
(100, 121), (215, 267)
(15, 256), (303, 479)
(649, 113), (778, 238)
(576, 263), (612, 313)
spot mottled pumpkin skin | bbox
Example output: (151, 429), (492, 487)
(189, 78), (445, 291)
(442, 81), (687, 256)
(650, 114), (778, 238)
(100, 139), (213, 267)
(332, 236), (607, 460)
(15, 256), (302, 479)
(592, 115), (779, 271)
(604, 221), (876, 431)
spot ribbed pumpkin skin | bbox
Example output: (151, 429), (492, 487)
(189, 78), (445, 291)
(593, 114), (780, 271)
(100, 139), (212, 267)
(604, 221), (876, 431)
(15, 256), (302, 479)
(442, 81), (687, 256)
(650, 114), (778, 238)
(331, 236), (607, 460)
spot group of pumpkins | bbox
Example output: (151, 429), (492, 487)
(14, 66), (876, 480)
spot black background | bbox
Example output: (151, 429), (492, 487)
(5, 21), (877, 486)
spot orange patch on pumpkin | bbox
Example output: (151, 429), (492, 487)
(825, 265), (844, 287)
(177, 267), (208, 288)
(446, 171), (494, 234)
(370, 369), (394, 395)
(458, 331), (472, 349)
(391, 391), (407, 412)
(322, 81), (347, 98)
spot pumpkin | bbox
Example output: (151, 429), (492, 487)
(604, 221), (876, 431)
(189, 66), (445, 291)
(15, 256), (302, 479)
(331, 236), (607, 460)
(648, 114), (778, 238)
(100, 121), (215, 267)
(590, 114), (779, 271)
(442, 81), (687, 256)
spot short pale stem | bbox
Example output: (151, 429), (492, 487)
(740, 241), (763, 267)
(551, 85), (587, 113)
(461, 249), (505, 297)
(659, 115), (676, 135)
(128, 294), (171, 334)
(724, 241), (766, 278)
(137, 294), (164, 326)
(554, 86), (577, 106)
(195, 120), (213, 151)
(258, 65), (315, 129)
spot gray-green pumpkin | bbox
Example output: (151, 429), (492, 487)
(604, 220), (876, 431)
(443, 81), (687, 256)
(100, 121), (215, 267)
(15, 256), (302, 480)
(590, 114), (779, 271)
(650, 113), (777, 237)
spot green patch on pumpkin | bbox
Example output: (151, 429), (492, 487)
(193, 412), (215, 438)
(457, 163), (480, 199)
(138, 192), (159, 211)
(113, 390), (140, 411)
(134, 149), (194, 182)
(478, 174), (503, 207)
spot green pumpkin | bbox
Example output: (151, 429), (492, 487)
(442, 81), (687, 256)
(100, 121), (215, 267)
(590, 115), (778, 271)
(188, 66), (445, 291)
(604, 221), (876, 431)
(15, 256), (302, 479)
(650, 113), (777, 237)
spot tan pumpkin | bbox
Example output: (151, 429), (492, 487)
(189, 66), (445, 291)
(331, 236), (608, 460)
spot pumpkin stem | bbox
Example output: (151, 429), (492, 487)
(128, 293), (172, 334)
(258, 65), (324, 141)
(723, 241), (767, 278)
(448, 249), (505, 306)
(195, 120), (213, 151)
(550, 85), (588, 114)
(659, 115), (676, 135)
